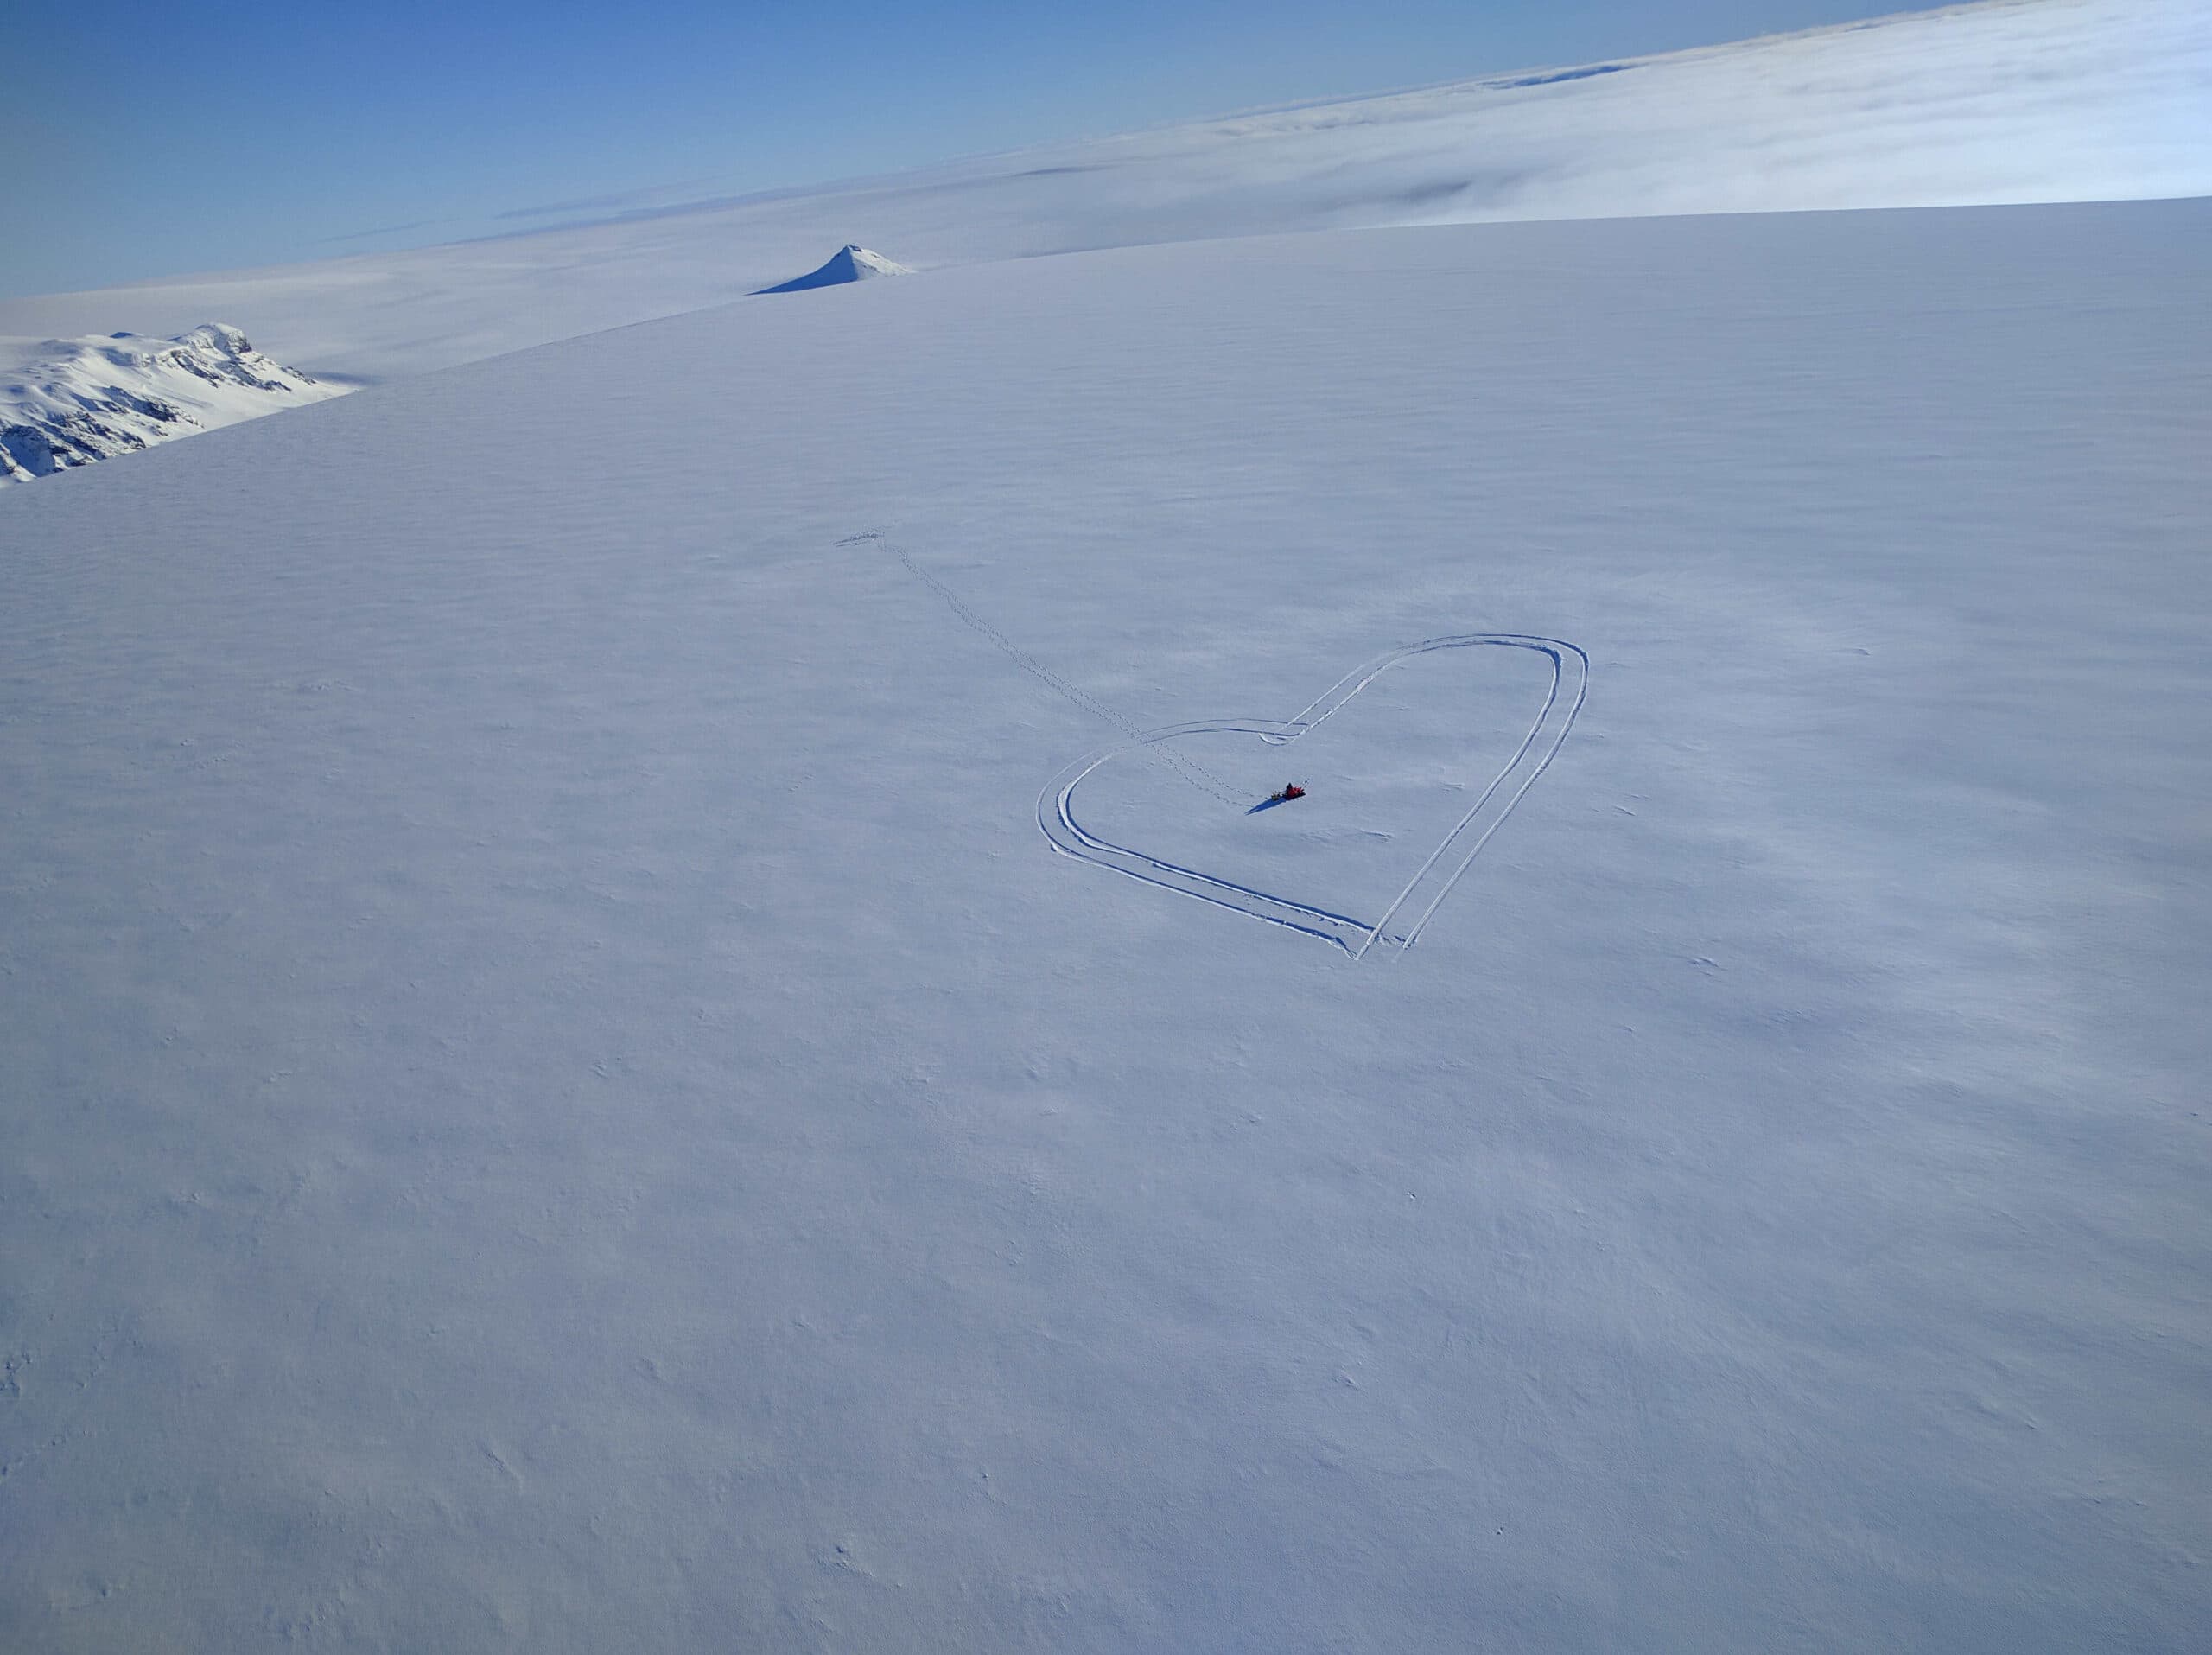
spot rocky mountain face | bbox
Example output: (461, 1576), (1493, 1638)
(1, 324), (346, 487)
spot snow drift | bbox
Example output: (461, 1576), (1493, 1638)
(0, 325), (345, 487)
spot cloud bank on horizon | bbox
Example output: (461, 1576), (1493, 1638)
(2, 0), (2203, 382)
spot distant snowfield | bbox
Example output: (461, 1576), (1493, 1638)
(3, 198), (2207, 1651)
(0, 0), (2202, 382)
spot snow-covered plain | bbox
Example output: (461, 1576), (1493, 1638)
(1, 0), (2203, 383)
(3, 197), (2207, 1650)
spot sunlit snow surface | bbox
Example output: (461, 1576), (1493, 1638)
(0, 0), (2203, 381)
(3, 201), (2207, 1651)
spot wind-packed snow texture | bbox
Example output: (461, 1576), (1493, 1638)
(0, 0), (2202, 382)
(0, 326), (344, 486)
(3, 199), (2207, 1652)
(756, 245), (917, 294)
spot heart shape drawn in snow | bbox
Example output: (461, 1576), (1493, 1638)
(1039, 635), (1587, 958)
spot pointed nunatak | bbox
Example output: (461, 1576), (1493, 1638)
(754, 245), (917, 295)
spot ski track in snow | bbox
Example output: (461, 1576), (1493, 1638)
(1041, 636), (1588, 957)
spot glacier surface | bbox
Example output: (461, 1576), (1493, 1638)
(2, 198), (2207, 1652)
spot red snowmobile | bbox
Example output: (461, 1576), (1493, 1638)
(1272, 784), (1306, 802)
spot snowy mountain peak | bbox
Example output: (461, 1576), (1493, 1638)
(1, 323), (346, 487)
(755, 244), (916, 294)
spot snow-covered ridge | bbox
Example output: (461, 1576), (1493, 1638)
(0, 324), (346, 487)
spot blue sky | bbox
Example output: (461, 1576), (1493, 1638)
(8, 1), (1919, 298)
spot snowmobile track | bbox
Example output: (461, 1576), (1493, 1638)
(877, 537), (1585, 958)
(1039, 635), (1588, 958)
